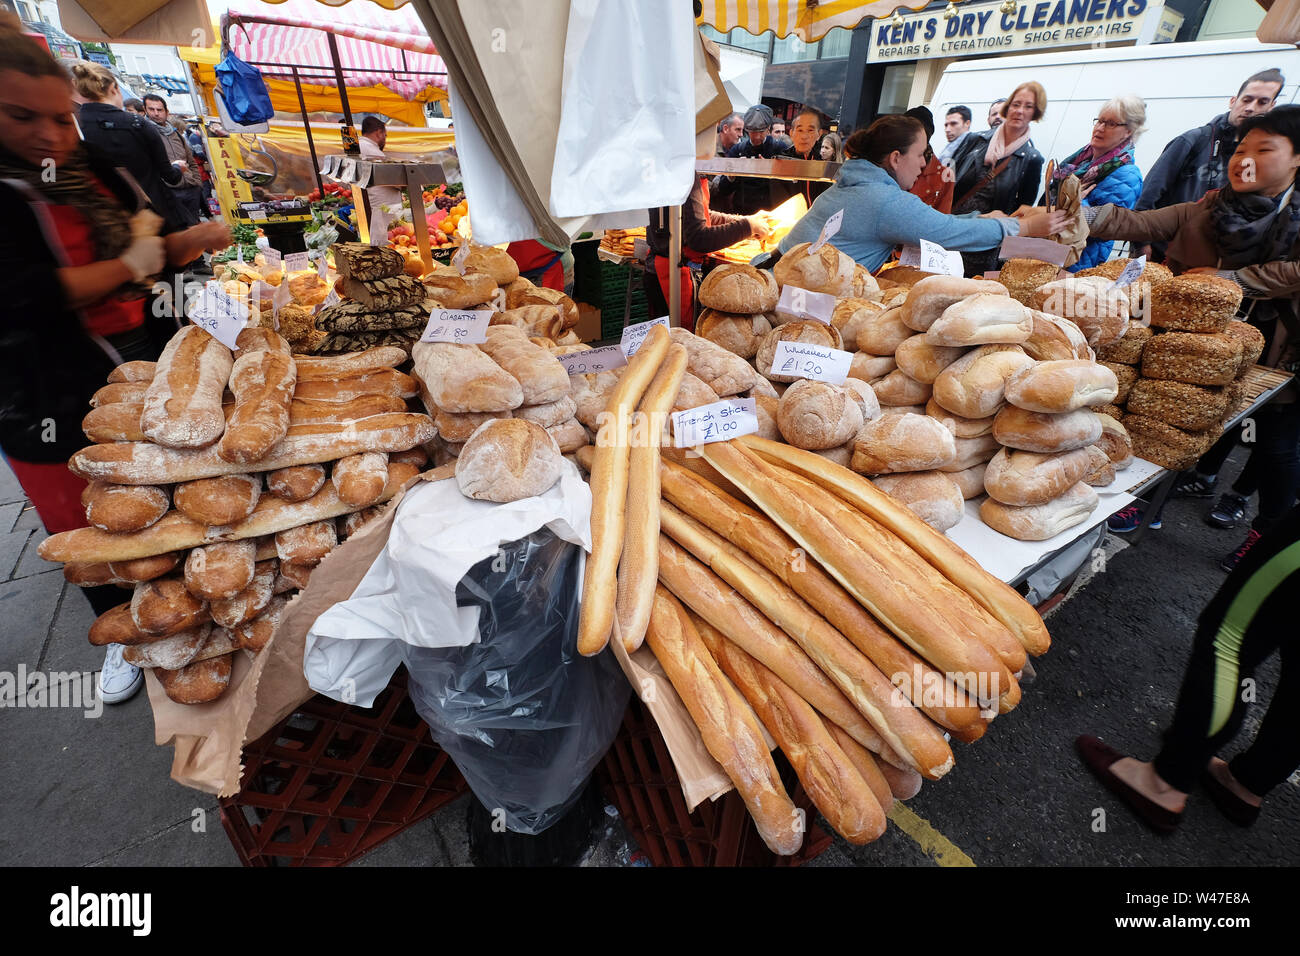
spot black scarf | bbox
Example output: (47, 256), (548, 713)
(1209, 180), (1300, 269)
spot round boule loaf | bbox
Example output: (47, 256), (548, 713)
(848, 352), (897, 383)
(275, 519), (337, 566)
(894, 336), (968, 384)
(980, 482), (1098, 541)
(872, 368), (932, 406)
(1030, 276), (1130, 347)
(773, 241), (855, 296)
(996, 258), (1062, 304)
(422, 265), (497, 309)
(926, 293), (1033, 347)
(902, 275), (1008, 332)
(871, 471), (965, 532)
(698, 264), (779, 313)
(755, 320), (842, 383)
(777, 380), (865, 449)
(83, 482), (169, 534)
(992, 405), (1103, 453)
(1094, 413), (1133, 469)
(855, 307), (912, 355)
(931, 344), (1034, 419)
(925, 396), (994, 438)
(830, 298), (885, 345)
(1224, 319), (1265, 375)
(265, 464), (325, 503)
(1140, 331), (1242, 386)
(463, 245), (520, 286)
(696, 309), (773, 359)
(949, 462), (989, 499)
(1149, 274), (1242, 333)
(1004, 359), (1119, 413)
(851, 412), (957, 474)
(984, 446), (1097, 506)
(131, 577), (208, 637)
(456, 418), (563, 502)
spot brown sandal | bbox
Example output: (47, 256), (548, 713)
(1075, 735), (1181, 835)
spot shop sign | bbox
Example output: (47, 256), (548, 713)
(867, 0), (1154, 62)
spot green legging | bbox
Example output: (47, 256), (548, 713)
(1152, 504), (1300, 796)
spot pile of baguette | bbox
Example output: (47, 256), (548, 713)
(568, 325), (1051, 854)
(39, 325), (435, 704)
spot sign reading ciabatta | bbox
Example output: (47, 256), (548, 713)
(620, 316), (670, 356)
(807, 208), (844, 255)
(867, 0), (1155, 62)
(770, 341), (853, 385)
(776, 284), (836, 324)
(672, 398), (758, 447)
(558, 344), (628, 376)
(420, 307), (493, 344)
(999, 235), (1071, 268)
(189, 282), (248, 350)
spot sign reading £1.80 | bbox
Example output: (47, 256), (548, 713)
(867, 0), (1152, 62)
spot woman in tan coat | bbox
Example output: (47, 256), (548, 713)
(1085, 105), (1300, 571)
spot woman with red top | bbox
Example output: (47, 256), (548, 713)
(0, 13), (230, 703)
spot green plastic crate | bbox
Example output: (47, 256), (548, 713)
(599, 260), (649, 340)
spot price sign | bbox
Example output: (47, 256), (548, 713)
(558, 344), (628, 376)
(807, 208), (844, 255)
(249, 280), (275, 316)
(189, 282), (249, 350)
(248, 208), (268, 221)
(271, 276), (292, 326)
(452, 242), (471, 275)
(620, 316), (670, 357)
(261, 247), (282, 271)
(284, 251), (310, 273)
(314, 290), (340, 314)
(236, 244), (244, 263)
(770, 341), (852, 385)
(776, 284), (836, 325)
(340, 158), (357, 181)
(420, 307), (493, 344)
(1111, 255), (1146, 289)
(672, 398), (758, 448)
(919, 239), (963, 277)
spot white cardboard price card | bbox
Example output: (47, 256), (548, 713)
(250, 280), (275, 314)
(284, 251), (310, 273)
(558, 344), (628, 376)
(189, 282), (249, 350)
(248, 208), (268, 221)
(919, 239), (963, 277)
(261, 247), (282, 271)
(672, 398), (758, 448)
(898, 244), (921, 267)
(271, 275), (292, 325)
(770, 340), (852, 385)
(420, 307), (493, 345)
(807, 208), (844, 255)
(340, 158), (357, 181)
(1111, 255), (1146, 289)
(620, 316), (670, 357)
(776, 284), (836, 325)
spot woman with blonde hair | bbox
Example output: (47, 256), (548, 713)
(1050, 94), (1147, 271)
(818, 130), (842, 163)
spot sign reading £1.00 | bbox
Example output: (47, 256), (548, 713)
(867, 0), (1152, 62)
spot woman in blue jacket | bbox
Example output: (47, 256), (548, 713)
(1049, 95), (1146, 271)
(779, 115), (1065, 272)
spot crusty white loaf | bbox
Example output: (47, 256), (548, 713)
(992, 405), (1103, 453)
(902, 275), (1008, 332)
(926, 294), (1033, 347)
(894, 336), (968, 384)
(173, 473), (261, 526)
(478, 325), (571, 406)
(852, 413), (957, 474)
(870, 471), (965, 533)
(980, 482), (1098, 541)
(871, 369), (932, 407)
(931, 344), (1034, 419)
(1004, 359), (1119, 413)
(456, 418), (563, 502)
(83, 482), (169, 533)
(855, 307), (912, 355)
(849, 352), (897, 384)
(831, 298), (885, 346)
(1094, 413), (1133, 469)
(669, 328), (757, 396)
(411, 341), (524, 413)
(983, 446), (1097, 506)
(777, 380), (864, 450)
(698, 264), (780, 313)
(925, 397), (994, 438)
(773, 241), (855, 297)
(939, 433), (1001, 472)
(948, 462), (988, 499)
(332, 452), (390, 508)
(184, 539), (256, 601)
(140, 326), (234, 449)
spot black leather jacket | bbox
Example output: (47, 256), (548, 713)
(78, 102), (189, 231)
(949, 128), (1044, 215)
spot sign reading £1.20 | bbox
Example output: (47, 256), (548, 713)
(867, 0), (1152, 62)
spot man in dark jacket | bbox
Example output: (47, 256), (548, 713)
(1135, 68), (1284, 259)
(143, 93), (202, 227)
(779, 108), (831, 208)
(712, 105), (790, 214)
(78, 97), (188, 232)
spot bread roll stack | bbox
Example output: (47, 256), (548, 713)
(695, 263), (781, 370)
(46, 325), (438, 705)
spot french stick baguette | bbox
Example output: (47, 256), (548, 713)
(218, 349), (297, 464)
(265, 464), (325, 502)
(131, 577), (208, 637)
(292, 346), (408, 381)
(292, 369), (419, 404)
(140, 326), (233, 449)
(822, 717), (894, 813)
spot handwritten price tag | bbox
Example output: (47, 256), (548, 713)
(672, 398), (758, 448)
(776, 284), (836, 325)
(919, 239), (963, 277)
(340, 158), (357, 181)
(189, 282), (249, 350)
(770, 340), (852, 385)
(249, 280), (275, 314)
(420, 307), (493, 344)
(807, 208), (843, 255)
(248, 208), (268, 221)
(284, 251), (310, 273)
(452, 242), (471, 275)
(261, 247), (282, 271)
(558, 344), (628, 376)
(272, 276), (292, 325)
(620, 316), (670, 357)
(1111, 255), (1146, 289)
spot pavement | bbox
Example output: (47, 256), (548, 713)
(1, 449), (1295, 867)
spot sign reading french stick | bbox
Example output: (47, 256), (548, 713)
(420, 307), (493, 344)
(558, 344), (628, 376)
(672, 398), (758, 448)
(770, 341), (853, 385)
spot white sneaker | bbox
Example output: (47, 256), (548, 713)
(99, 644), (143, 704)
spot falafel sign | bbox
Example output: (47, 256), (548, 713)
(867, 0), (1155, 62)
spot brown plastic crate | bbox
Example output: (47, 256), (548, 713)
(598, 698), (832, 867)
(219, 668), (468, 867)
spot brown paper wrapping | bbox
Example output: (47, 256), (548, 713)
(144, 465), (456, 796)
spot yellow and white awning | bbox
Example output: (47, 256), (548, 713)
(697, 0), (933, 42)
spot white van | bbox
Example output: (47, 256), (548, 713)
(927, 39), (1300, 186)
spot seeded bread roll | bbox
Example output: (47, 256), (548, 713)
(997, 258), (1062, 303)
(777, 380), (864, 450)
(696, 309), (773, 359)
(902, 275), (1009, 332)
(1030, 276), (1130, 347)
(755, 321), (843, 384)
(1095, 323), (1153, 365)
(894, 336), (967, 384)
(173, 473), (261, 526)
(980, 482), (1098, 541)
(870, 471), (965, 533)
(855, 307), (913, 355)
(1095, 402), (1125, 421)
(1126, 379), (1228, 432)
(983, 446), (1101, 506)
(831, 298), (886, 346)
(1004, 359), (1119, 413)
(1124, 413), (1217, 470)
(848, 352), (897, 384)
(773, 241), (855, 296)
(1094, 413), (1133, 469)
(992, 405), (1103, 453)
(1140, 331), (1242, 387)
(669, 328), (758, 396)
(1150, 274), (1242, 333)
(852, 413), (957, 474)
(697, 263), (779, 313)
(926, 294), (1033, 347)
(931, 344), (1034, 419)
(872, 369), (932, 407)
(1224, 320), (1266, 375)
(1101, 362), (1138, 403)
(456, 418), (564, 502)
(184, 540), (257, 601)
(925, 397), (994, 438)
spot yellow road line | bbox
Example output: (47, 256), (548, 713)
(887, 803), (976, 867)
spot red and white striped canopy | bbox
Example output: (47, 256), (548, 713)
(225, 0), (446, 100)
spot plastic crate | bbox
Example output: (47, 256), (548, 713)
(219, 668), (468, 867)
(598, 698), (832, 867)
(599, 259), (649, 339)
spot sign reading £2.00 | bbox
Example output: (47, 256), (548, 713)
(867, 0), (1152, 62)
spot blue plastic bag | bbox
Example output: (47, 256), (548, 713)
(214, 52), (273, 126)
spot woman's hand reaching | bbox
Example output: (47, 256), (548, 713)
(166, 220), (232, 267)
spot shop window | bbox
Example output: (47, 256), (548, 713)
(1197, 0), (1265, 40)
(818, 27), (852, 60)
(773, 34), (820, 63)
(878, 63), (916, 117)
(727, 27), (774, 55)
